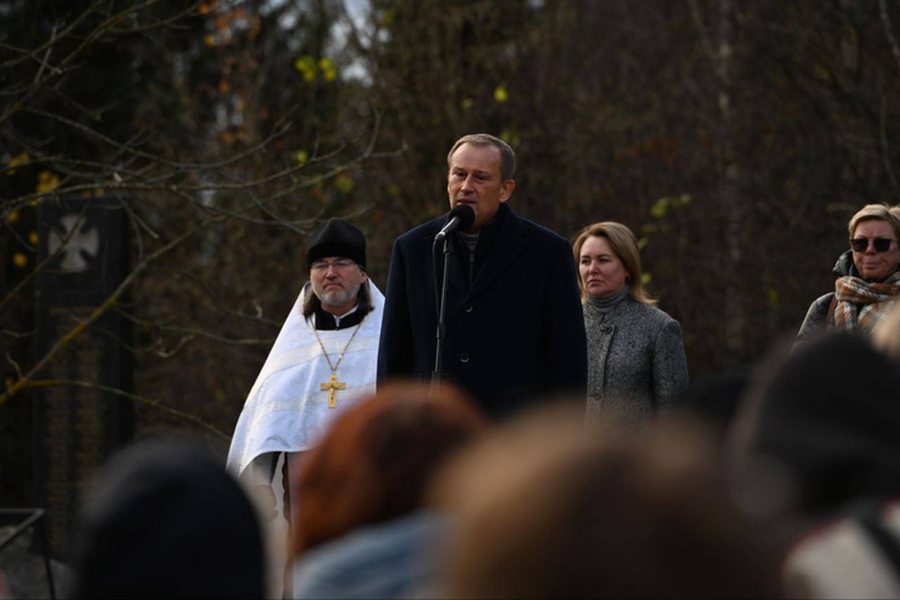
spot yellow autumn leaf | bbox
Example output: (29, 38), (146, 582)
(335, 174), (354, 193)
(650, 198), (669, 219)
(6, 151), (29, 174)
(13, 252), (27, 268)
(204, 33), (216, 47)
(36, 171), (60, 194)
(674, 194), (692, 207)
(319, 58), (337, 81)
(494, 85), (509, 103)
(294, 56), (317, 81)
(642, 272), (653, 285)
(499, 128), (520, 148)
(6, 211), (19, 224)
(294, 150), (309, 165)
(28, 231), (39, 246)
(461, 98), (474, 110)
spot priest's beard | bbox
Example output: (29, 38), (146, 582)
(315, 280), (361, 312)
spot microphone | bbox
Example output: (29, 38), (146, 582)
(434, 205), (476, 242)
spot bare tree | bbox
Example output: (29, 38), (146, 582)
(0, 0), (396, 455)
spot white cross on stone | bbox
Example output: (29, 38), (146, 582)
(47, 214), (100, 273)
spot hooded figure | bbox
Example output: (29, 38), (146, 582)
(69, 439), (266, 599)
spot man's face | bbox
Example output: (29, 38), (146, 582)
(310, 256), (367, 313)
(447, 143), (515, 233)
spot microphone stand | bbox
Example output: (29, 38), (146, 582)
(431, 235), (453, 393)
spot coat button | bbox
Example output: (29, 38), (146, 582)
(459, 352), (470, 363)
(600, 325), (612, 334)
(464, 304), (473, 313)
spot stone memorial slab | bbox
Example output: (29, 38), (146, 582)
(34, 197), (133, 557)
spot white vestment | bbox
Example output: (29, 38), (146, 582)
(227, 281), (384, 477)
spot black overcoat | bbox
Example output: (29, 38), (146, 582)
(377, 204), (587, 418)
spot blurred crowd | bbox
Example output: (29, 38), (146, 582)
(61, 324), (900, 599)
(15, 201), (900, 599)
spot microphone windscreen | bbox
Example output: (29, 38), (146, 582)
(449, 204), (476, 231)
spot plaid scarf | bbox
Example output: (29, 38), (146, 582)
(832, 272), (900, 333)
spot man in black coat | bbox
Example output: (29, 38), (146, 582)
(377, 133), (587, 418)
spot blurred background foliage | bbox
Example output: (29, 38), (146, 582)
(3, 0), (900, 502)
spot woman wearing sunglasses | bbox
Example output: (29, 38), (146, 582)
(573, 221), (689, 432)
(796, 203), (900, 344)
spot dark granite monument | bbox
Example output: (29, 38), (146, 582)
(35, 197), (133, 557)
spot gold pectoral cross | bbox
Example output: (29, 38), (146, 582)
(320, 373), (347, 408)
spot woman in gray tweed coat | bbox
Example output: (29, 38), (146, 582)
(573, 222), (689, 431)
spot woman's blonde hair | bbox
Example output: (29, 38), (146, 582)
(848, 203), (900, 240)
(572, 221), (655, 305)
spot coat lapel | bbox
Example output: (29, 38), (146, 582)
(466, 205), (527, 301)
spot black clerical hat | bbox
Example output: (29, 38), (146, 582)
(307, 218), (366, 270)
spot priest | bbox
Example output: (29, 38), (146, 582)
(227, 218), (384, 523)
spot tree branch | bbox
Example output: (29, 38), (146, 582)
(880, 0), (900, 77)
(13, 378), (230, 441)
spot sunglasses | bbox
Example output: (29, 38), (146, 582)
(849, 237), (897, 253)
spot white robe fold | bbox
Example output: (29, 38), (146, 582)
(227, 281), (384, 477)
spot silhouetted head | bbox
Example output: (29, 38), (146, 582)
(434, 406), (781, 599)
(70, 438), (266, 599)
(292, 382), (486, 556)
(730, 334), (900, 518)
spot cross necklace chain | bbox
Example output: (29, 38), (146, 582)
(312, 320), (364, 408)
